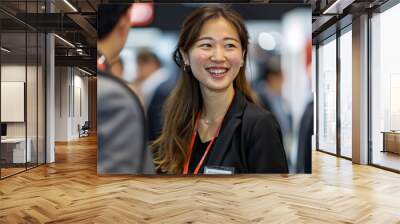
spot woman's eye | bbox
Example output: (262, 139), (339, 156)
(225, 44), (236, 49)
(199, 43), (212, 48)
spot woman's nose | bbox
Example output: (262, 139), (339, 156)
(210, 47), (226, 62)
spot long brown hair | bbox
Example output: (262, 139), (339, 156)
(152, 5), (255, 174)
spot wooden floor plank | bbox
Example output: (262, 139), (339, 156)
(0, 135), (400, 223)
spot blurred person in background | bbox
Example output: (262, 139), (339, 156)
(132, 48), (175, 142)
(119, 49), (138, 83)
(252, 61), (293, 136)
(97, 4), (155, 174)
(152, 5), (288, 174)
(296, 40), (313, 174)
(97, 4), (131, 77)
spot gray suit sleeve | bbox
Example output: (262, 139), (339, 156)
(97, 74), (155, 174)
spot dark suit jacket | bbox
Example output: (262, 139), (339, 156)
(147, 77), (175, 142)
(296, 101), (313, 173)
(202, 90), (289, 173)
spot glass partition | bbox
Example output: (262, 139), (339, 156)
(317, 36), (337, 155)
(27, 31), (38, 169)
(371, 3), (400, 171)
(0, 1), (46, 179)
(1, 30), (28, 177)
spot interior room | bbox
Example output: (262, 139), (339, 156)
(0, 0), (399, 223)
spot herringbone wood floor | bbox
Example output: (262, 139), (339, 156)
(1, 136), (400, 223)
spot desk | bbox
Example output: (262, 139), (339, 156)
(382, 131), (400, 154)
(1, 138), (31, 163)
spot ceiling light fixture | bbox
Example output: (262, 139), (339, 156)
(322, 0), (354, 15)
(54, 34), (75, 48)
(258, 32), (276, 51)
(63, 0), (78, 12)
(323, 0), (341, 14)
(1, 47), (11, 53)
(78, 67), (93, 76)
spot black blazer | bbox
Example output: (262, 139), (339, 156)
(147, 77), (175, 141)
(202, 90), (289, 174)
(296, 100), (313, 173)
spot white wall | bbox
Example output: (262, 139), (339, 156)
(1, 65), (26, 142)
(1, 65), (32, 138)
(1, 65), (26, 81)
(1, 64), (45, 164)
(54, 67), (89, 141)
(55, 67), (69, 141)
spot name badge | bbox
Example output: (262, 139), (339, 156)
(204, 166), (235, 175)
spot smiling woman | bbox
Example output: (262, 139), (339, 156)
(182, 17), (244, 92)
(152, 5), (288, 174)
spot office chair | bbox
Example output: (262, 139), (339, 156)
(78, 121), (90, 138)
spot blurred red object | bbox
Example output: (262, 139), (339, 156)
(130, 3), (154, 27)
(305, 39), (312, 68)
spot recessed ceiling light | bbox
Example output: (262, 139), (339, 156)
(63, 0), (78, 12)
(54, 34), (75, 48)
(258, 32), (276, 51)
(322, 0), (353, 15)
(78, 67), (93, 76)
(1, 47), (11, 53)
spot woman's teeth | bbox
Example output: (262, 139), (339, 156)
(206, 68), (229, 75)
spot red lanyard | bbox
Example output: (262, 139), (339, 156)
(182, 112), (220, 174)
(182, 91), (236, 175)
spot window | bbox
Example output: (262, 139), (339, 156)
(339, 28), (352, 158)
(370, 2), (400, 171)
(317, 36), (337, 154)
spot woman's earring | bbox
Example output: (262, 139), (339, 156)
(183, 64), (191, 73)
